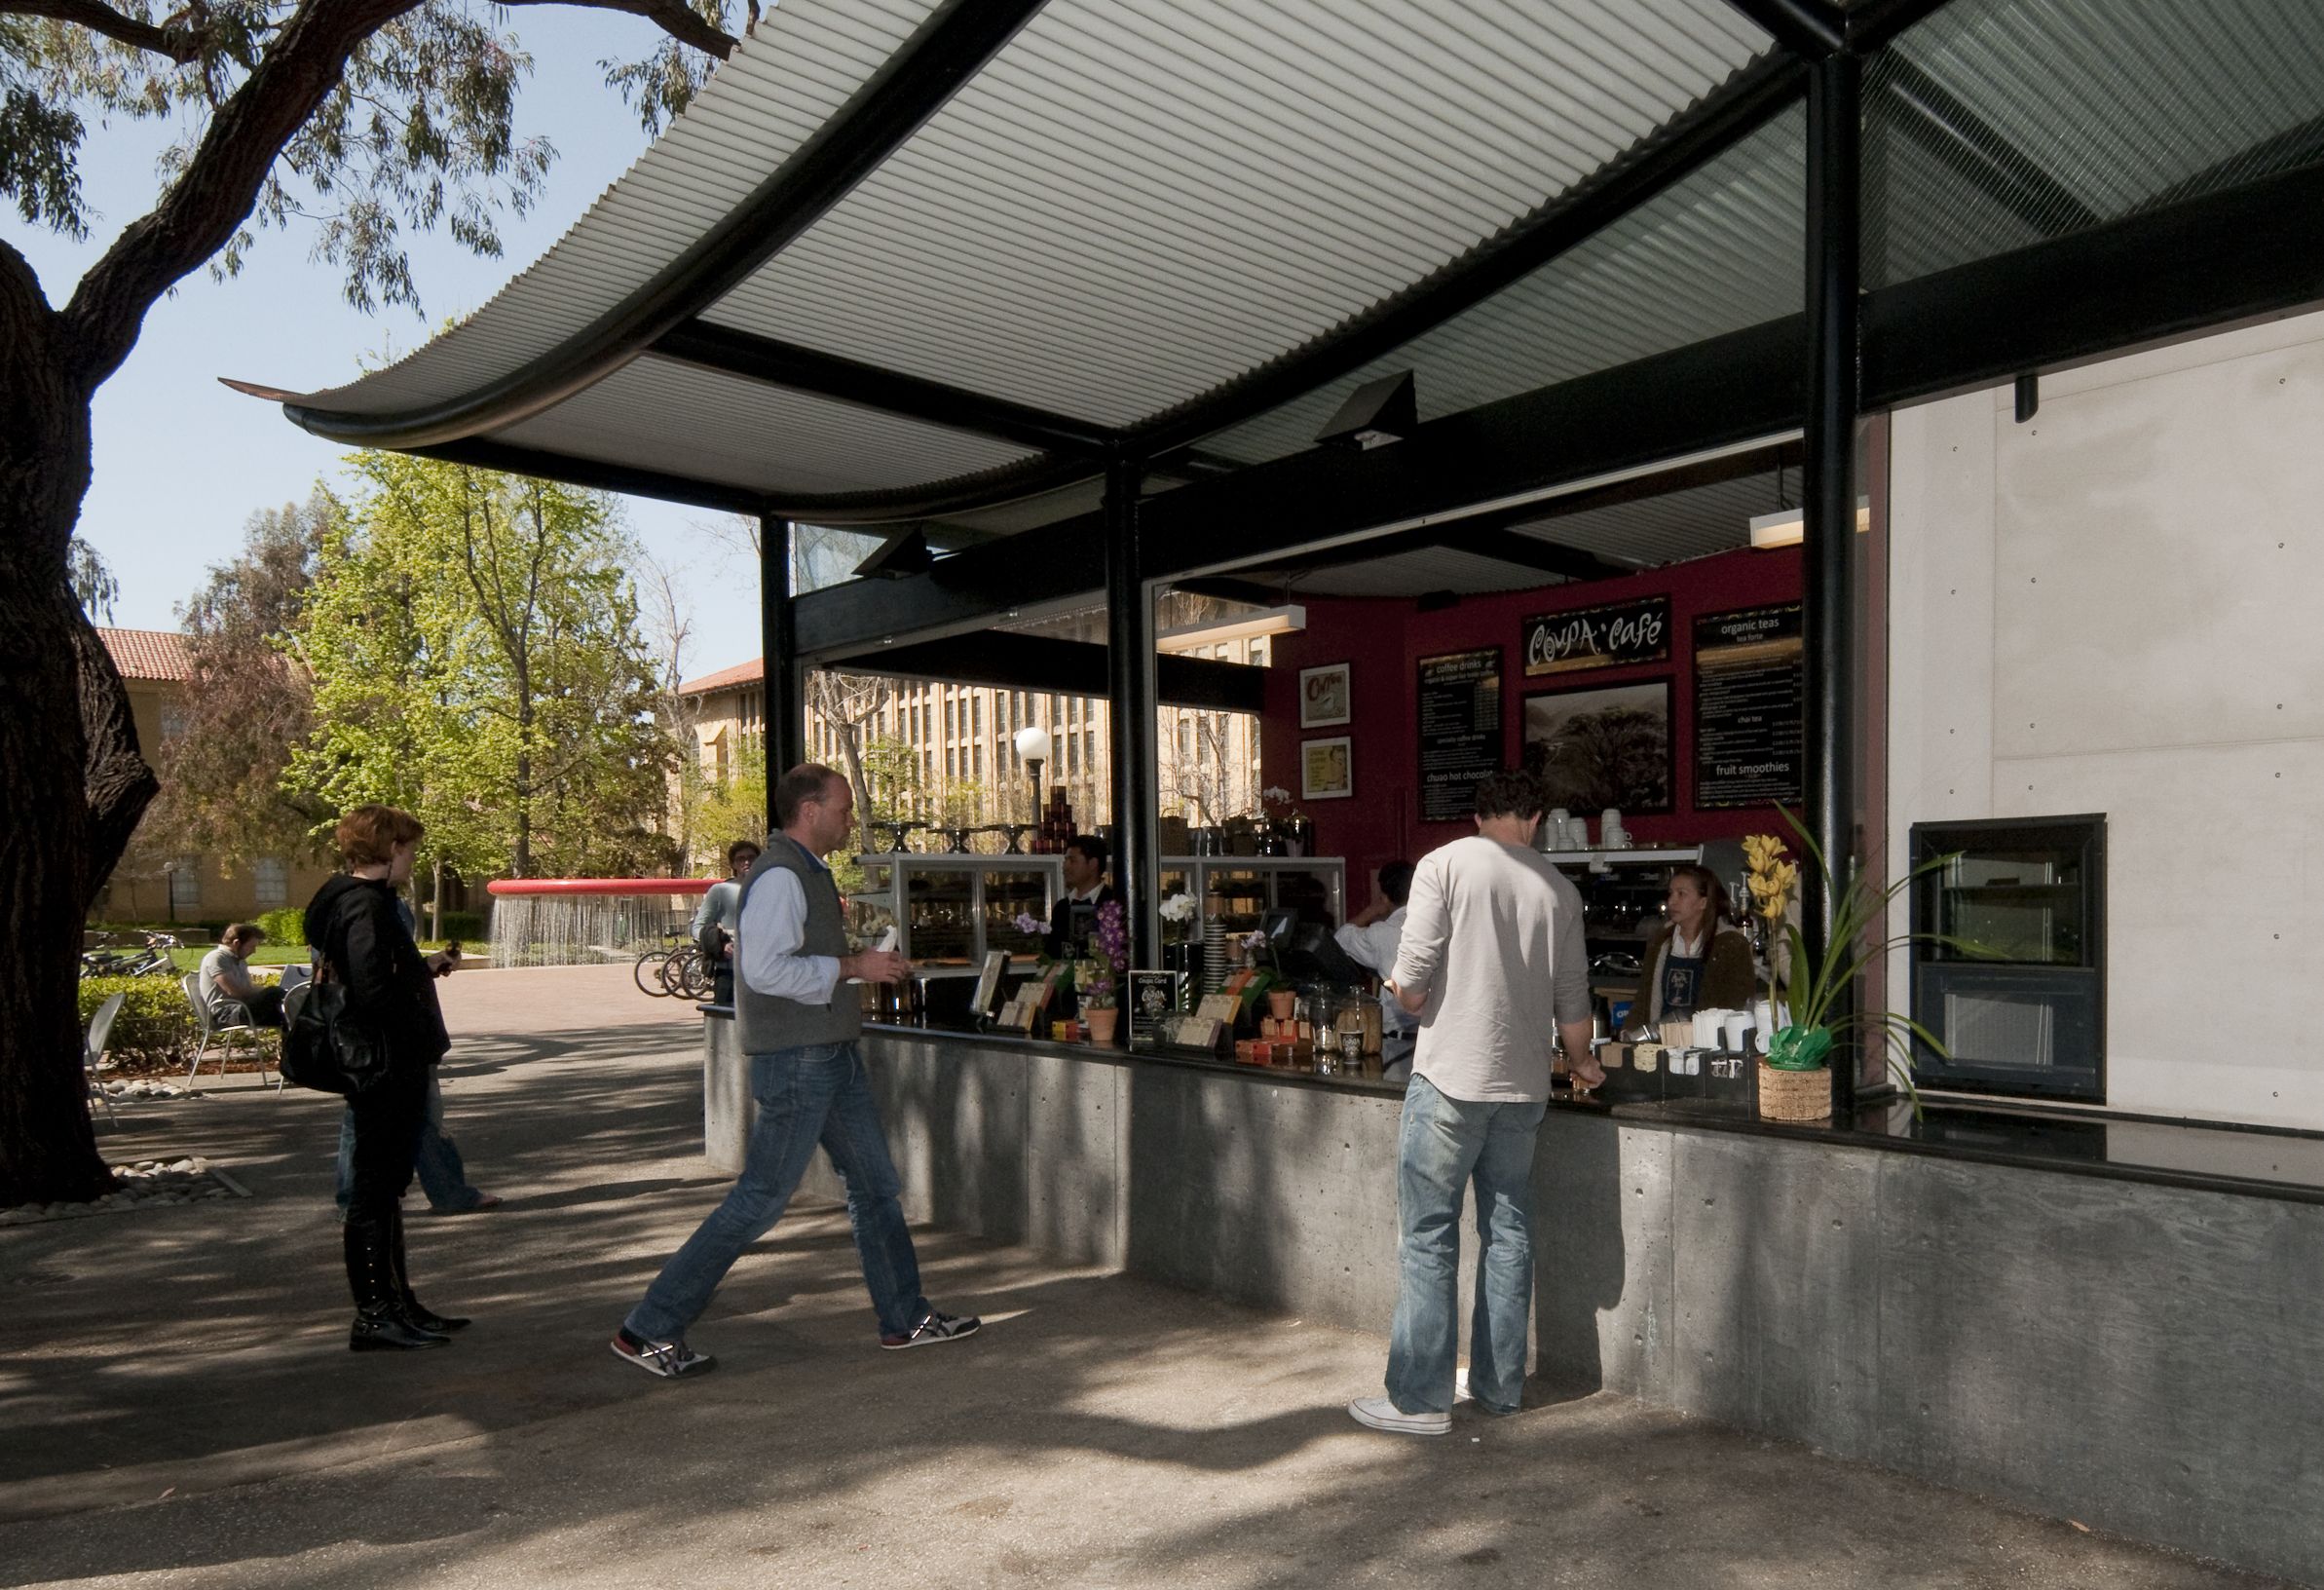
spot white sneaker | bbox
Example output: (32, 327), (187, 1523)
(1454, 1367), (1472, 1403)
(1348, 1395), (1450, 1436)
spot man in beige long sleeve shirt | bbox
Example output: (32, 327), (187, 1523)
(1348, 770), (1598, 1436)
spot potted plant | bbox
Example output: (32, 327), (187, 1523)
(1258, 786), (1315, 856)
(1080, 899), (1130, 1043)
(1745, 811), (1962, 1122)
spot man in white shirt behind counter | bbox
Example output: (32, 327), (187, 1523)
(1350, 769), (1599, 1437)
(1333, 860), (1418, 1079)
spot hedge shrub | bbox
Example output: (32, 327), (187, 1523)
(256, 906), (306, 946)
(435, 910), (486, 943)
(79, 976), (198, 1069)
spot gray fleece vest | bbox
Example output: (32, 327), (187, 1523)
(733, 834), (863, 1052)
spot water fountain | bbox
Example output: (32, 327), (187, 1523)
(485, 878), (713, 968)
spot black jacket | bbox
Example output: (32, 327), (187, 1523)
(304, 874), (452, 1070)
(1046, 883), (1120, 960)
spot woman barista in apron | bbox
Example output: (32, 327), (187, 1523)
(1627, 863), (1754, 1035)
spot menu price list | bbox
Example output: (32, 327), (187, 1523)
(1417, 648), (1503, 823)
(1692, 604), (1802, 809)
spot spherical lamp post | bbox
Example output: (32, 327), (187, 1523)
(1013, 725), (1053, 825)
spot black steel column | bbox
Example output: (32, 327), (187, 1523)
(1804, 53), (1861, 1113)
(760, 512), (806, 832)
(1103, 454), (1158, 969)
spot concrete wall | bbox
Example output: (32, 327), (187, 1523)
(1888, 308), (2324, 1128)
(707, 1025), (2324, 1582)
(1535, 1112), (2324, 1586)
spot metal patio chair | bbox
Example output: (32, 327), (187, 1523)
(85, 991), (127, 1129)
(181, 972), (277, 1090)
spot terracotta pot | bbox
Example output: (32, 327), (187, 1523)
(1085, 1006), (1119, 1044)
(1267, 990), (1297, 1021)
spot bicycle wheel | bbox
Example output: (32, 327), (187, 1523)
(657, 947), (696, 999)
(677, 947), (715, 1001)
(634, 949), (673, 997)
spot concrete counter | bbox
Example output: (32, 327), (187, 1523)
(699, 1014), (2324, 1584)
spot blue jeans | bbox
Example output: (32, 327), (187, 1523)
(1386, 1074), (1547, 1416)
(335, 1071), (485, 1214)
(625, 1041), (925, 1344)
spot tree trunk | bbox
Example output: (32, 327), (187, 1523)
(0, 334), (158, 1206)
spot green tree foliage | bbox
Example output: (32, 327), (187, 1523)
(140, 492), (334, 866)
(285, 455), (677, 882)
(66, 536), (116, 620)
(1, 0), (741, 1205)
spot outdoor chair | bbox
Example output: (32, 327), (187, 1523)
(181, 972), (278, 1090)
(85, 991), (127, 1129)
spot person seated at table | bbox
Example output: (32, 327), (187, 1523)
(1045, 833), (1118, 960)
(1627, 864), (1754, 1035)
(200, 923), (286, 1028)
(1334, 860), (1419, 1080)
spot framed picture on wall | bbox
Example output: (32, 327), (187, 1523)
(1521, 680), (1672, 814)
(1298, 662), (1352, 728)
(1300, 735), (1354, 801)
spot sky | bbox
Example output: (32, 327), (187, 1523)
(9, 15), (767, 682)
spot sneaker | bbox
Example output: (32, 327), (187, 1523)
(1348, 1395), (1450, 1437)
(610, 1330), (715, 1379)
(1455, 1369), (1518, 1417)
(880, 1307), (981, 1349)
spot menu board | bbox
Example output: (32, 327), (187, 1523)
(1522, 595), (1670, 677)
(1417, 648), (1503, 823)
(1693, 603), (1804, 809)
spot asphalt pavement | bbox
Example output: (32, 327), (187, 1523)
(0, 965), (2295, 1589)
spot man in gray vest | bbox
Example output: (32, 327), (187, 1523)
(612, 763), (981, 1378)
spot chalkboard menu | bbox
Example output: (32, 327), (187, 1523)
(1417, 648), (1503, 822)
(1693, 603), (1803, 809)
(1522, 595), (1670, 677)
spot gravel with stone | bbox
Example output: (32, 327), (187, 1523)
(0, 1156), (248, 1225)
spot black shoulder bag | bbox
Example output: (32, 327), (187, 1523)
(281, 947), (393, 1097)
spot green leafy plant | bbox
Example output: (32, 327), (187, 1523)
(256, 907), (306, 947)
(1747, 808), (1974, 1114)
(77, 978), (198, 1071)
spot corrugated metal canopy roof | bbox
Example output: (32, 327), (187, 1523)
(244, 0), (2324, 570)
(258, 0), (1781, 505)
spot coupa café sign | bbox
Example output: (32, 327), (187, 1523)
(1521, 595), (1670, 676)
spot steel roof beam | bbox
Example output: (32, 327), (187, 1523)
(1718, 0), (1846, 59)
(1863, 157), (2324, 408)
(407, 437), (770, 516)
(1878, 59), (2099, 239)
(819, 630), (1263, 714)
(279, 0), (1051, 452)
(653, 320), (1117, 458)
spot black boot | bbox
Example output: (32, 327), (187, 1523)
(390, 1205), (469, 1333)
(346, 1213), (450, 1351)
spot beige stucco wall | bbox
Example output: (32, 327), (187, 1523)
(1889, 307), (2324, 1128)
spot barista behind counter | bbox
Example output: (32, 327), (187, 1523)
(1623, 862), (1754, 1035)
(1044, 832), (1118, 959)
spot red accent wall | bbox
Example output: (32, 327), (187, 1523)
(1262, 546), (1804, 912)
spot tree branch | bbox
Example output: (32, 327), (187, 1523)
(502, 0), (737, 60)
(58, 0), (734, 392)
(1, 0), (202, 63)
(60, 0), (424, 391)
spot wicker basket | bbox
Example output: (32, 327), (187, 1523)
(1756, 1061), (1832, 1121)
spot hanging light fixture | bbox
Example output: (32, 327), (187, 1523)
(1748, 461), (1870, 549)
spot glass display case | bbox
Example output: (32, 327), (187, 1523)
(847, 854), (1062, 971)
(1155, 856), (1345, 944)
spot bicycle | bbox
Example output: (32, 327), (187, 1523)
(81, 931), (179, 980)
(633, 932), (713, 999)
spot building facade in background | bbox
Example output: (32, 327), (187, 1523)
(93, 628), (336, 925)
(674, 604), (1269, 864)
